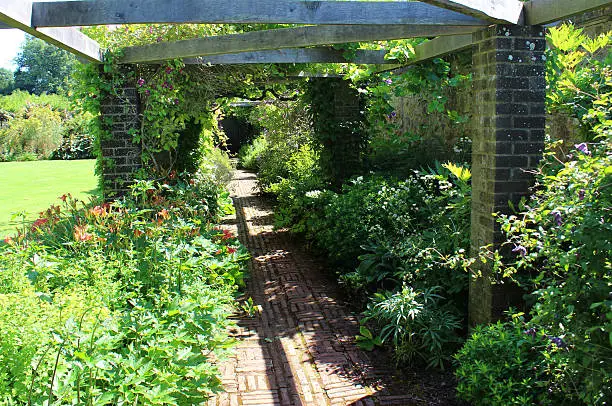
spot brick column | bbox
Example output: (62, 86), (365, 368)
(469, 25), (546, 325)
(330, 78), (363, 187)
(99, 68), (142, 198)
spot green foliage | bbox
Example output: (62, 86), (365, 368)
(0, 90), (71, 113)
(244, 99), (317, 192)
(362, 285), (461, 368)
(546, 24), (611, 140)
(13, 36), (77, 95)
(0, 104), (64, 160)
(0, 172), (246, 404)
(0, 68), (14, 95)
(455, 317), (569, 405)
(238, 135), (267, 170)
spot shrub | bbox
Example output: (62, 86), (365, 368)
(0, 172), (247, 404)
(238, 135), (267, 170)
(455, 318), (568, 405)
(361, 285), (462, 369)
(0, 104), (64, 159)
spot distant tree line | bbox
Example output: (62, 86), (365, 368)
(0, 35), (76, 95)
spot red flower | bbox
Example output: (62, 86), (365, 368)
(134, 229), (145, 237)
(227, 247), (237, 254)
(31, 218), (49, 231)
(221, 229), (234, 241)
(59, 194), (70, 202)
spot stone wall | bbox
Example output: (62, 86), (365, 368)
(98, 80), (142, 198)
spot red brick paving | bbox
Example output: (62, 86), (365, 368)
(208, 170), (450, 406)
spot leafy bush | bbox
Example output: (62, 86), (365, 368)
(0, 172), (247, 404)
(455, 317), (569, 405)
(245, 100), (314, 192)
(0, 104), (64, 160)
(201, 147), (235, 187)
(238, 135), (267, 170)
(361, 285), (461, 368)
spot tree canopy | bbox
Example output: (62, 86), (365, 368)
(13, 36), (76, 95)
(0, 68), (14, 95)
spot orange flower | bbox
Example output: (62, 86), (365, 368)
(158, 208), (170, 220)
(3, 236), (13, 245)
(89, 205), (107, 217)
(73, 225), (93, 241)
(134, 229), (145, 237)
(59, 193), (71, 202)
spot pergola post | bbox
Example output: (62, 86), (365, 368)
(469, 25), (546, 325)
(98, 66), (142, 198)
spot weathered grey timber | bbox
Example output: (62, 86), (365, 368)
(0, 0), (101, 62)
(120, 24), (480, 64)
(420, 0), (525, 24)
(32, 0), (488, 27)
(525, 0), (612, 25)
(183, 49), (390, 65)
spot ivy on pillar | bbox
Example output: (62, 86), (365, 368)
(98, 66), (142, 198)
(469, 25), (547, 325)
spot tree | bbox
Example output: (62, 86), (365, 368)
(13, 36), (76, 95)
(0, 68), (14, 95)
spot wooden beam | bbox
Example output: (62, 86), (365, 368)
(419, 0), (524, 24)
(0, 0), (102, 62)
(182, 48), (391, 65)
(525, 0), (612, 25)
(32, 0), (488, 26)
(120, 24), (480, 64)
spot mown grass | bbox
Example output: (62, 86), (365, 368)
(0, 159), (99, 234)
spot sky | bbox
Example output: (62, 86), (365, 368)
(0, 29), (25, 71)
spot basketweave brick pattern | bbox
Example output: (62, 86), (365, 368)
(208, 169), (461, 406)
(469, 25), (546, 325)
(99, 84), (142, 198)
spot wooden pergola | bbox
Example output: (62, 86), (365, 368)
(0, 0), (609, 66)
(1, 0), (610, 325)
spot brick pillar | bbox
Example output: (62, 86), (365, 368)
(469, 25), (546, 325)
(99, 68), (142, 198)
(330, 78), (363, 187)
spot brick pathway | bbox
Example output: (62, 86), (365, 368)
(208, 170), (458, 406)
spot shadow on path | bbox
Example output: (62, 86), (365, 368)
(208, 170), (461, 406)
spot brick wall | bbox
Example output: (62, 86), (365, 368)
(98, 80), (142, 198)
(469, 25), (547, 325)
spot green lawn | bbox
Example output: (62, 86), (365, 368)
(0, 160), (99, 235)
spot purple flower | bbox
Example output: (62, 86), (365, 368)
(137, 78), (145, 87)
(384, 78), (393, 85)
(512, 245), (527, 257)
(549, 336), (567, 348)
(162, 81), (170, 89)
(156, 37), (163, 43)
(173, 98), (180, 105)
(551, 210), (563, 226)
(144, 89), (150, 96)
(165, 67), (173, 74)
(575, 142), (590, 155)
(578, 189), (585, 201)
(524, 327), (537, 337)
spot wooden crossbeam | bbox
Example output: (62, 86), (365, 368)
(0, 0), (102, 62)
(419, 0), (524, 24)
(31, 0), (488, 27)
(182, 48), (391, 65)
(525, 0), (612, 25)
(120, 24), (480, 64)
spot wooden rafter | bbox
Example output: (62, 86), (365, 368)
(182, 49), (391, 65)
(0, 0), (102, 62)
(419, 0), (524, 24)
(525, 0), (612, 25)
(31, 0), (488, 27)
(119, 24), (480, 64)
